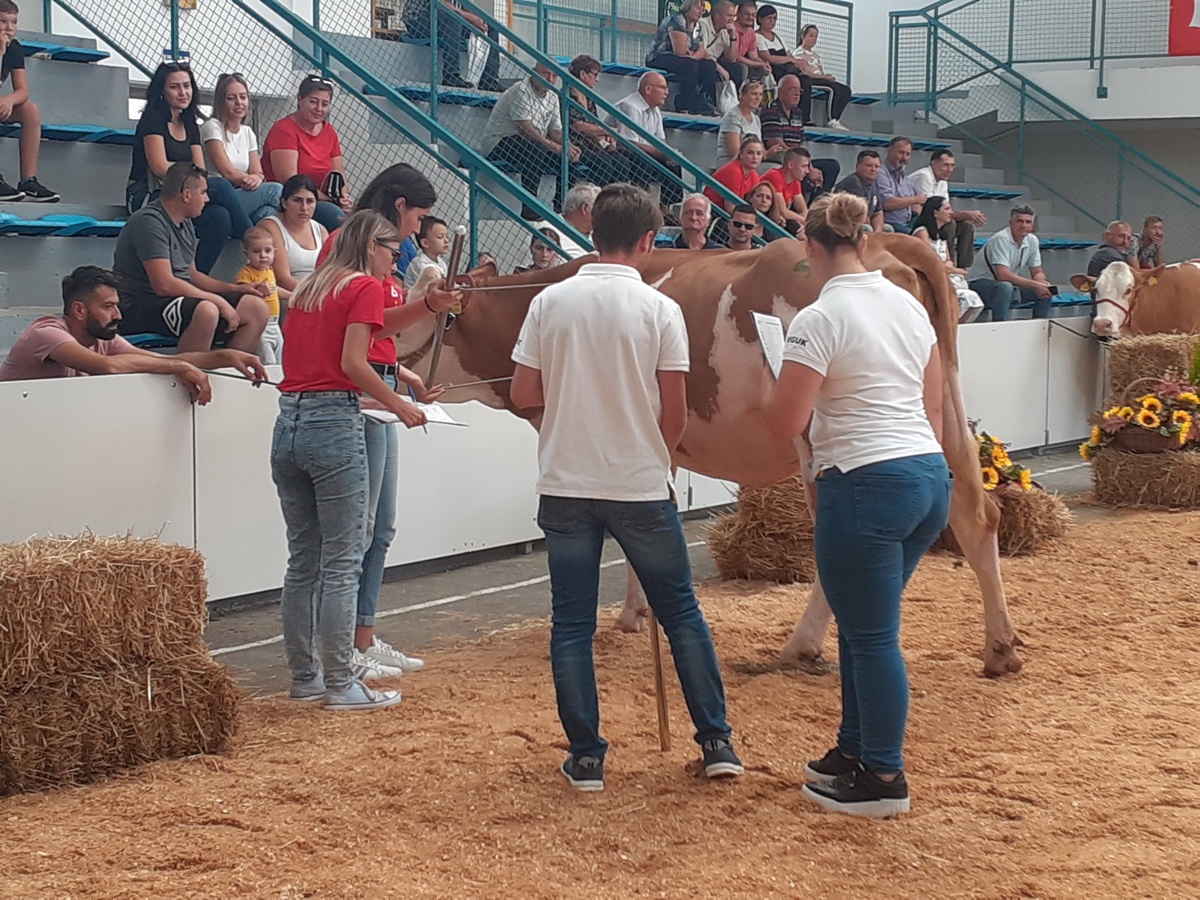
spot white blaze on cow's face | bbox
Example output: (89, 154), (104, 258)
(1091, 261), (1136, 337)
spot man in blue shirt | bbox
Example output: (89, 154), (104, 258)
(968, 205), (1054, 321)
(875, 137), (926, 233)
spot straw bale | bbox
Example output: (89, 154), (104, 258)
(707, 476), (817, 583)
(0, 535), (207, 692)
(0, 654), (240, 797)
(995, 486), (1073, 556)
(1092, 448), (1200, 509)
(1107, 333), (1199, 396)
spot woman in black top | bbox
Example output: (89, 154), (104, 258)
(128, 62), (253, 273)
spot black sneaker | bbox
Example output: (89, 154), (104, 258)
(440, 74), (474, 90)
(801, 763), (910, 818)
(0, 176), (25, 201)
(477, 78), (505, 93)
(701, 738), (745, 779)
(17, 176), (59, 203)
(560, 755), (604, 792)
(803, 746), (859, 784)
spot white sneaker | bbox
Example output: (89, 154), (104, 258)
(351, 648), (403, 681)
(324, 679), (402, 711)
(827, 118), (849, 131)
(365, 636), (425, 672)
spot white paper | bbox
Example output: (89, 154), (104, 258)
(752, 311), (786, 379)
(362, 402), (467, 427)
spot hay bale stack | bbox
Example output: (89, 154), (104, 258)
(1092, 449), (1200, 508)
(995, 487), (1073, 556)
(1108, 334), (1199, 395)
(0, 536), (240, 796)
(707, 476), (817, 583)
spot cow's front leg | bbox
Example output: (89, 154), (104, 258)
(614, 563), (650, 633)
(779, 576), (835, 671)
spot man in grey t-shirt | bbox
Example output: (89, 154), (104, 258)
(834, 150), (887, 233)
(113, 162), (269, 353)
(1086, 220), (1134, 279)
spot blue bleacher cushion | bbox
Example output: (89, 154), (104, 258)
(0, 121), (135, 145)
(950, 187), (1023, 200)
(123, 333), (178, 350)
(973, 237), (1097, 251)
(19, 40), (109, 64)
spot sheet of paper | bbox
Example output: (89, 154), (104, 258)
(362, 403), (467, 427)
(752, 311), (786, 379)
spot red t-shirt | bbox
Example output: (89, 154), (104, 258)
(703, 161), (761, 205)
(762, 167), (803, 208)
(278, 275), (384, 394)
(314, 231), (405, 366)
(262, 115), (343, 186)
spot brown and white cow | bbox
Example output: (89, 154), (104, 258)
(400, 235), (1024, 677)
(1071, 261), (1200, 337)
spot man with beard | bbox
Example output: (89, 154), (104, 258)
(0, 266), (265, 403)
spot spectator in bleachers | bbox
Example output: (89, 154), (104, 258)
(791, 23), (850, 131)
(912, 197), (983, 323)
(0, 0), (58, 201)
(725, 203), (758, 251)
(761, 146), (809, 235)
(907, 149), (985, 268)
(236, 225), (285, 365)
(1086, 220), (1134, 279)
(403, 0), (503, 92)
(745, 181), (779, 241)
(403, 215), (449, 288)
(704, 135), (763, 214)
(261, 174), (329, 295)
(113, 161), (269, 353)
(730, 1), (771, 88)
(834, 150), (885, 233)
(534, 182), (598, 258)
(1130, 215), (1165, 269)
(760, 74), (839, 194)
(876, 137), (926, 233)
(514, 227), (562, 273)
(715, 79), (763, 169)
(755, 5), (802, 85)
(563, 56), (631, 189)
(697, 0), (741, 90)
(262, 75), (353, 233)
(482, 62), (580, 220)
(610, 72), (684, 216)
(968, 205), (1053, 321)
(645, 0), (718, 116)
(129, 61), (254, 274)
(673, 192), (722, 249)
(0, 266), (264, 392)
(200, 73), (284, 225)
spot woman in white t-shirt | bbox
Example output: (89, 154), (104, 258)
(763, 192), (951, 819)
(261, 174), (329, 293)
(714, 80), (763, 168)
(200, 73), (283, 223)
(792, 24), (851, 130)
(755, 4), (802, 84)
(913, 196), (983, 322)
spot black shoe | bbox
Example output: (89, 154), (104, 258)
(477, 78), (505, 93)
(520, 204), (539, 221)
(801, 763), (910, 818)
(0, 176), (25, 201)
(441, 74), (474, 90)
(803, 746), (859, 784)
(691, 102), (719, 117)
(17, 176), (59, 202)
(560, 755), (605, 792)
(701, 738), (745, 779)
(802, 120), (817, 127)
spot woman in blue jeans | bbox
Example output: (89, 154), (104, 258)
(764, 192), (952, 817)
(272, 211), (428, 712)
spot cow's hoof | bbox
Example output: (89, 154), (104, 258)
(778, 650), (836, 676)
(982, 641), (1024, 677)
(614, 606), (650, 634)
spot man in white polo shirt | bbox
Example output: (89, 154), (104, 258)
(907, 148), (987, 268)
(968, 205), (1054, 321)
(509, 183), (742, 793)
(609, 71), (684, 216)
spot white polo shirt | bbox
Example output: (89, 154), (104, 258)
(608, 92), (666, 145)
(969, 228), (1042, 281)
(481, 78), (562, 154)
(908, 165), (948, 200)
(511, 263), (689, 501)
(782, 270), (942, 473)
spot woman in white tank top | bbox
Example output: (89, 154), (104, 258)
(260, 174), (329, 293)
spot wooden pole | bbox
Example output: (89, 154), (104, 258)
(649, 611), (670, 752)
(425, 226), (466, 389)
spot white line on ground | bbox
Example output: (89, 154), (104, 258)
(1031, 461), (1089, 477)
(209, 540), (707, 657)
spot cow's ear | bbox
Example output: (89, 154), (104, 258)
(1142, 265), (1167, 288)
(1069, 274), (1092, 292)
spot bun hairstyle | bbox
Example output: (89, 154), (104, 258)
(805, 193), (868, 251)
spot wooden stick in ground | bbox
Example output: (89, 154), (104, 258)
(649, 610), (671, 751)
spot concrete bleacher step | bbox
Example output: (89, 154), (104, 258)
(0, 139), (132, 208)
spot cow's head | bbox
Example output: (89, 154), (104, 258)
(1070, 262), (1163, 337)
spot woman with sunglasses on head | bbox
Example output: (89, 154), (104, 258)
(273, 210), (432, 711)
(263, 74), (353, 233)
(200, 72), (283, 225)
(129, 61), (256, 273)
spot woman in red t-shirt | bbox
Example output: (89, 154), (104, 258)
(272, 210), (428, 712)
(263, 75), (352, 233)
(703, 135), (764, 215)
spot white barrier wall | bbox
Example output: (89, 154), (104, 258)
(0, 317), (1101, 601)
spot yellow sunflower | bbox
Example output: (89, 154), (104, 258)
(1137, 408), (1161, 429)
(1118, 406), (1135, 420)
(1178, 392), (1200, 406)
(991, 446), (1012, 468)
(1018, 469), (1033, 491)
(981, 466), (1000, 490)
(1090, 425), (1102, 444)
(1141, 397), (1164, 414)
(1173, 410), (1192, 427)
(1079, 442), (1095, 461)
(1103, 406), (1122, 418)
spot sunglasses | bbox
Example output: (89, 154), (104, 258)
(217, 71), (246, 80)
(375, 240), (403, 263)
(730, 220), (757, 230)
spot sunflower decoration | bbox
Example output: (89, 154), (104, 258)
(1136, 408), (1161, 430)
(974, 428), (1033, 492)
(1080, 373), (1200, 459)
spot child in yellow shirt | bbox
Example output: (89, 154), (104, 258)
(236, 226), (290, 364)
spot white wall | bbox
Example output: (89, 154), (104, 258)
(850, 0), (916, 94)
(1016, 59), (1200, 121)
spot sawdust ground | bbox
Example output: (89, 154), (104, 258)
(2, 511), (1199, 898)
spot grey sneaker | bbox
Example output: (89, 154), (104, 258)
(701, 738), (745, 779)
(560, 755), (605, 792)
(288, 676), (326, 702)
(323, 679), (402, 711)
(364, 636), (425, 672)
(351, 648), (403, 681)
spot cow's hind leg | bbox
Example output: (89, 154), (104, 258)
(779, 577), (836, 673)
(614, 563), (651, 633)
(949, 488), (1024, 677)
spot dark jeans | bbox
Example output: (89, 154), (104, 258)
(814, 453), (951, 774)
(313, 200), (345, 233)
(577, 147), (631, 189)
(488, 134), (575, 211)
(126, 175), (251, 274)
(405, 5), (500, 85)
(967, 279), (1051, 321)
(938, 218), (976, 268)
(537, 495), (733, 760)
(648, 54), (717, 113)
(812, 78), (852, 120)
(621, 149), (683, 206)
(808, 159), (841, 199)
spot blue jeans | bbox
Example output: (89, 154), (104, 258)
(537, 495), (733, 760)
(357, 375), (399, 627)
(234, 180), (284, 224)
(271, 391), (370, 691)
(968, 279), (1051, 321)
(814, 453), (951, 774)
(314, 200), (345, 232)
